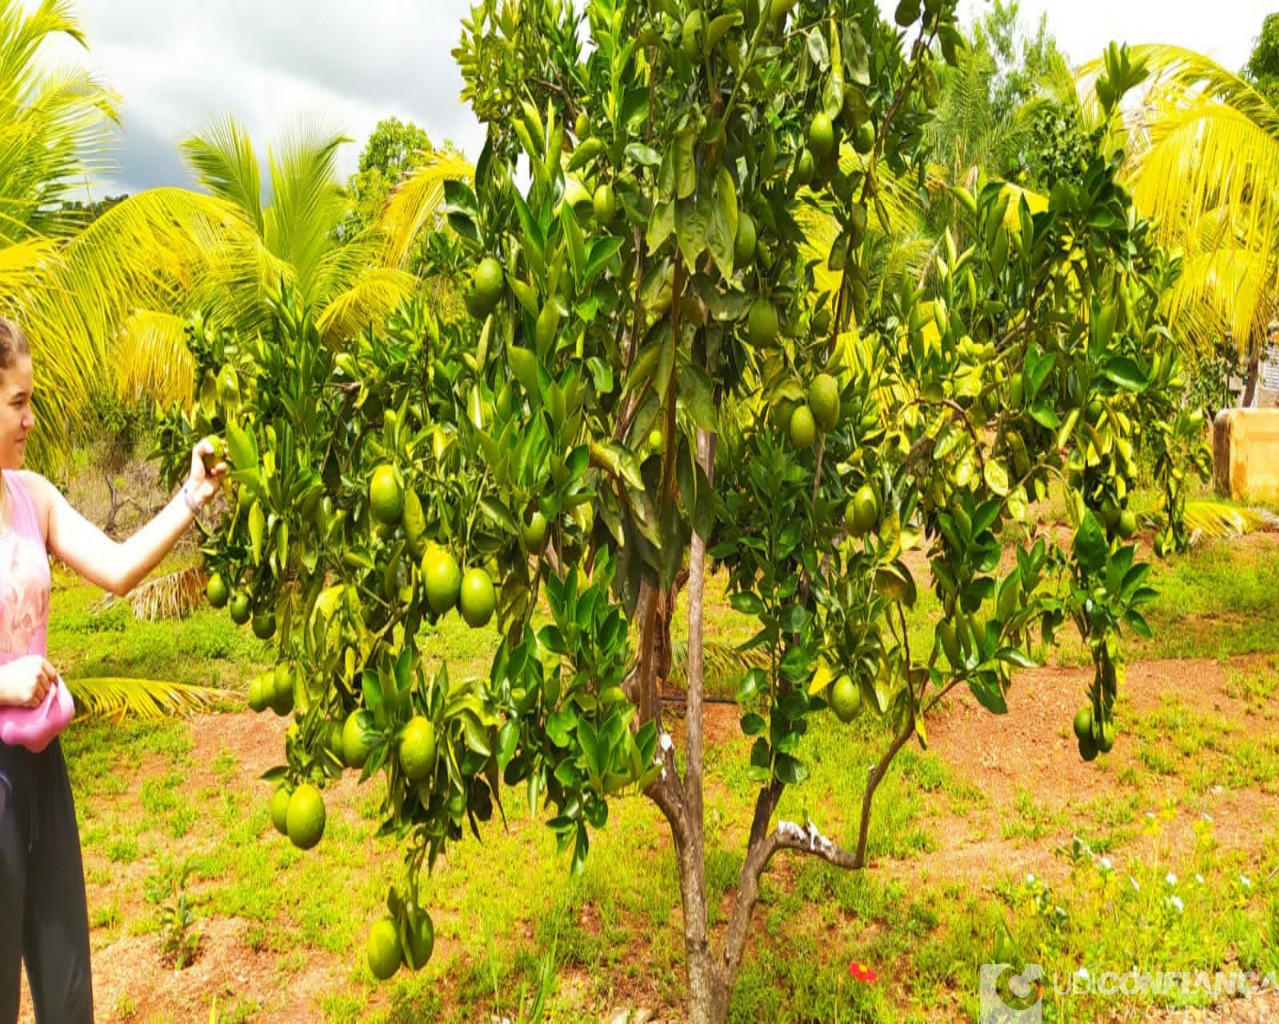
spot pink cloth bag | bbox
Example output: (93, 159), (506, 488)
(0, 678), (73, 752)
(0, 470), (67, 752)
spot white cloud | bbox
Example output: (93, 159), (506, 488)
(60, 0), (484, 196)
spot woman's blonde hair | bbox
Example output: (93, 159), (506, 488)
(0, 318), (30, 370)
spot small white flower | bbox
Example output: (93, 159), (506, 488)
(1201, 812), (1213, 822)
(1166, 872), (1178, 886)
(1130, 876), (1141, 892)
(1195, 874), (1204, 885)
(1099, 856), (1113, 871)
(1169, 895), (1184, 913)
(1240, 874), (1252, 889)
(1026, 873), (1036, 884)
(1076, 967), (1090, 981)
(1146, 811), (1157, 819)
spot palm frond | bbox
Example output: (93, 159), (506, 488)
(66, 675), (232, 723)
(113, 310), (197, 407)
(1184, 499), (1279, 540)
(98, 565), (209, 621)
(316, 265), (419, 344)
(263, 123), (350, 299)
(377, 151), (475, 269)
(666, 639), (769, 688)
(181, 116), (265, 235)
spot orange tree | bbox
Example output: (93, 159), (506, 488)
(160, 2), (1196, 1020)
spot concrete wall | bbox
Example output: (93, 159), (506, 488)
(1214, 409), (1279, 501)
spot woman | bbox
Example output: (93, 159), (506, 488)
(0, 316), (225, 1023)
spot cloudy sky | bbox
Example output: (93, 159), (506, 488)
(46, 0), (1279, 198)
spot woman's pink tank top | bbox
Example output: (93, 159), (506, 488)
(0, 470), (71, 752)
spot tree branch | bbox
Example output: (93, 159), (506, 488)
(719, 818), (859, 994)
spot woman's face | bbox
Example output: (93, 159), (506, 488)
(0, 356), (35, 470)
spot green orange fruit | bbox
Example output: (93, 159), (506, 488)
(458, 568), (496, 628)
(472, 257), (504, 313)
(252, 609), (276, 641)
(399, 716), (438, 783)
(269, 664), (295, 716)
(229, 590), (251, 625)
(422, 546), (462, 615)
(734, 212), (757, 266)
(793, 149), (815, 187)
(853, 120), (875, 154)
(808, 373), (841, 432)
(808, 113), (835, 162)
(366, 917), (402, 981)
(342, 709), (377, 770)
(247, 673), (270, 713)
(848, 485), (879, 537)
(206, 572), (229, 609)
(269, 786), (291, 836)
(403, 907), (435, 971)
(369, 465), (404, 526)
(521, 510), (549, 554)
(593, 183), (616, 224)
(1116, 510), (1137, 540)
(285, 783), (326, 850)
(1072, 706), (1093, 741)
(830, 675), (862, 723)
(747, 298), (778, 346)
(789, 405), (817, 449)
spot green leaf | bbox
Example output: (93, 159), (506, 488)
(674, 128), (697, 200)
(1028, 400), (1060, 429)
(562, 205), (586, 285)
(590, 440), (645, 491)
(706, 12), (742, 49)
(625, 142), (661, 167)
(740, 712), (766, 736)
(874, 563), (917, 608)
(730, 591), (765, 616)
(737, 668), (768, 702)
(984, 459), (1010, 496)
(647, 199), (675, 251)
(822, 23), (845, 120)
(584, 236), (624, 282)
(706, 166), (738, 280)
(774, 753), (808, 785)
(507, 345), (540, 397)
(995, 647), (1037, 669)
(226, 420), (258, 471)
(1073, 511), (1108, 574)
(1103, 357), (1148, 392)
(967, 672), (1007, 714)
(678, 364), (717, 431)
(249, 501), (265, 565)
(676, 194), (710, 268)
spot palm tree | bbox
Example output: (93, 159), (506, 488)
(41, 119), (474, 419)
(1091, 46), (1279, 403)
(0, 0), (117, 456)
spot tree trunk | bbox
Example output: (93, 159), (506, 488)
(678, 832), (726, 1024)
(1243, 343), (1261, 408)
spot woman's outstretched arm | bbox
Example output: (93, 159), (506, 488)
(33, 439), (227, 597)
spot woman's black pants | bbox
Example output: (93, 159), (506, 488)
(0, 738), (93, 1023)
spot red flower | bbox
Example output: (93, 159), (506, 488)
(849, 961), (878, 983)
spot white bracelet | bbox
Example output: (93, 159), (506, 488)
(181, 482), (201, 516)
